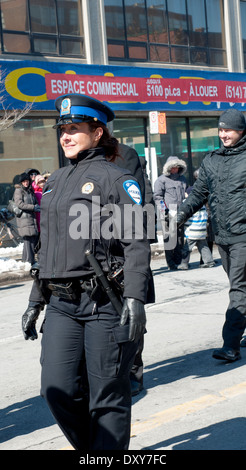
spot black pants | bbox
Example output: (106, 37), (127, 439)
(22, 234), (38, 264)
(164, 226), (184, 268)
(218, 242), (246, 350)
(40, 294), (138, 451)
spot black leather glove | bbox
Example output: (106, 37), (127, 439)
(176, 210), (187, 227)
(34, 204), (40, 212)
(120, 298), (146, 343)
(22, 302), (43, 340)
(169, 210), (187, 228)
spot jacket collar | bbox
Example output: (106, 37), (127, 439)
(69, 147), (106, 165)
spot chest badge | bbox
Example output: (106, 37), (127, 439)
(82, 182), (94, 194)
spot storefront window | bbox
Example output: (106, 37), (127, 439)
(113, 117), (146, 158)
(189, 117), (220, 171)
(113, 116), (219, 187)
(150, 116), (220, 185)
(151, 117), (188, 178)
(0, 118), (59, 207)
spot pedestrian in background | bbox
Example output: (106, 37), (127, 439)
(33, 174), (45, 233)
(154, 156), (187, 270)
(176, 108), (246, 362)
(25, 168), (40, 185)
(41, 170), (51, 181)
(13, 172), (39, 265)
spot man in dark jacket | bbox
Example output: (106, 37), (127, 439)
(176, 108), (246, 362)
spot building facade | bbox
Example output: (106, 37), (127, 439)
(0, 0), (246, 206)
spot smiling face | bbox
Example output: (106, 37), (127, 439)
(59, 122), (103, 159)
(218, 128), (244, 147)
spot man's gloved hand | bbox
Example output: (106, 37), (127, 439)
(34, 204), (40, 212)
(22, 302), (43, 340)
(176, 210), (187, 227)
(168, 210), (187, 236)
(120, 298), (146, 343)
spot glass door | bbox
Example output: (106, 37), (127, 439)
(150, 117), (189, 180)
(189, 117), (220, 175)
(113, 117), (147, 157)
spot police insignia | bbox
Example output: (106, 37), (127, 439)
(61, 98), (71, 116)
(82, 182), (94, 194)
(123, 180), (142, 205)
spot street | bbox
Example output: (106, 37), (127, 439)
(1, 247), (246, 452)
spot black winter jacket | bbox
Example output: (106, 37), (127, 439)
(38, 147), (151, 304)
(178, 134), (246, 245)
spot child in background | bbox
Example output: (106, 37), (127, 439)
(178, 186), (215, 270)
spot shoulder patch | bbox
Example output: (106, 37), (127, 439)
(123, 180), (142, 205)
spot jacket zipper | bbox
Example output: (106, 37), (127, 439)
(51, 164), (78, 278)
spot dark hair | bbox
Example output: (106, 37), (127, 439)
(88, 122), (120, 162)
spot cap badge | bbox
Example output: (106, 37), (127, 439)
(61, 98), (71, 116)
(82, 182), (94, 194)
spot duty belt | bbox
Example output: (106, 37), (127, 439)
(47, 278), (96, 301)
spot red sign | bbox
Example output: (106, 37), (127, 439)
(45, 73), (246, 104)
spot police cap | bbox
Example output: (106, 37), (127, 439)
(53, 94), (115, 128)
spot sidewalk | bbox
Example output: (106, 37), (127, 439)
(0, 244), (32, 285)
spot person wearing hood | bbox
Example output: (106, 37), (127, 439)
(13, 172), (40, 264)
(154, 155), (187, 270)
(176, 108), (246, 362)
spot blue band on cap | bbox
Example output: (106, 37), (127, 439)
(61, 105), (107, 125)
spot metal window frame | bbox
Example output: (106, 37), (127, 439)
(0, 0), (84, 58)
(107, 0), (226, 66)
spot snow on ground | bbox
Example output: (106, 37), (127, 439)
(0, 233), (164, 275)
(0, 244), (31, 273)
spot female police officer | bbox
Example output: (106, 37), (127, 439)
(21, 94), (151, 451)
